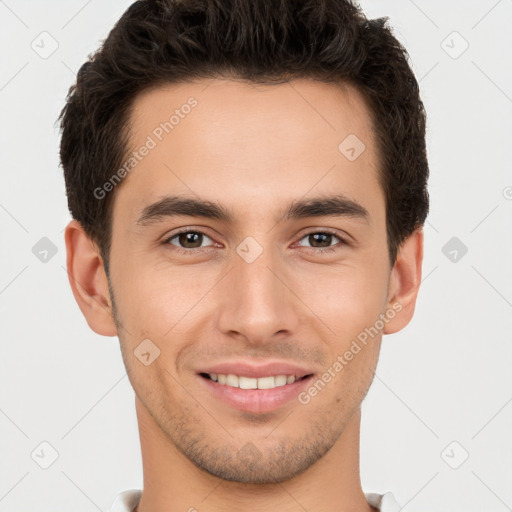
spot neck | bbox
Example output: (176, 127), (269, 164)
(134, 397), (375, 512)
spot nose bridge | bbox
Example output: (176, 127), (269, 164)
(217, 241), (296, 342)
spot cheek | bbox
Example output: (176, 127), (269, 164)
(113, 263), (217, 342)
(290, 261), (389, 338)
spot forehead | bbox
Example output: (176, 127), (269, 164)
(114, 77), (383, 223)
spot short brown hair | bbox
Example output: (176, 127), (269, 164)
(58, 0), (429, 269)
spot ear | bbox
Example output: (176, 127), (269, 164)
(383, 228), (424, 335)
(64, 220), (118, 336)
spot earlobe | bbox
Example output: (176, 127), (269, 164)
(383, 228), (424, 335)
(64, 220), (118, 337)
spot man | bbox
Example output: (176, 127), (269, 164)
(59, 0), (428, 510)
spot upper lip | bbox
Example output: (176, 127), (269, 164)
(197, 361), (314, 379)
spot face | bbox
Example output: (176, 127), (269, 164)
(107, 78), (394, 483)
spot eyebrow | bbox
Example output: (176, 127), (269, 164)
(136, 194), (369, 226)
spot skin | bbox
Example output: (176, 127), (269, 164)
(65, 78), (423, 512)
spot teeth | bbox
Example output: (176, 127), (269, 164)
(275, 375), (287, 387)
(257, 376), (276, 389)
(208, 373), (298, 389)
(239, 376), (258, 389)
(226, 374), (239, 387)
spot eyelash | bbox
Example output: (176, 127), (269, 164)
(163, 228), (348, 255)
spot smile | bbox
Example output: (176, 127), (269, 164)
(201, 373), (309, 389)
(198, 371), (314, 414)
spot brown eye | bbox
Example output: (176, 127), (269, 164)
(307, 233), (334, 248)
(298, 231), (345, 251)
(166, 230), (214, 250)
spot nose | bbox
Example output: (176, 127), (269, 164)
(216, 245), (300, 345)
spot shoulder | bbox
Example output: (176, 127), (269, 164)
(108, 489), (142, 512)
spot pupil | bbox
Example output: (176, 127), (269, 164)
(180, 232), (201, 248)
(178, 232), (332, 249)
(311, 233), (331, 247)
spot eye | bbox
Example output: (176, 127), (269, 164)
(164, 229), (216, 253)
(163, 228), (348, 255)
(296, 230), (347, 253)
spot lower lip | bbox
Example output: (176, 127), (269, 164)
(199, 374), (314, 413)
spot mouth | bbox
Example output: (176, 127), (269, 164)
(199, 372), (312, 389)
(197, 367), (315, 414)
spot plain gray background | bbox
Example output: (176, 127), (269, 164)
(1, 1), (511, 510)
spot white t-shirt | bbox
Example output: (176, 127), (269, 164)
(109, 489), (402, 511)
